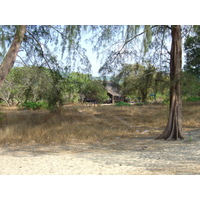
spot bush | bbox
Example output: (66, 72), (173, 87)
(185, 96), (200, 102)
(115, 101), (131, 106)
(162, 98), (170, 105)
(20, 101), (48, 110)
(81, 80), (108, 103)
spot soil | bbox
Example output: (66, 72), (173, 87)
(0, 129), (200, 175)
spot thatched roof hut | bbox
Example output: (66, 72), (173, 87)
(105, 83), (122, 103)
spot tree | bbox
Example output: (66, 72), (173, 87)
(88, 25), (185, 140)
(0, 25), (189, 140)
(81, 79), (108, 103)
(0, 25), (26, 87)
(184, 25), (200, 78)
(135, 64), (156, 102)
(182, 71), (200, 98)
(114, 63), (157, 102)
(0, 25), (92, 108)
(154, 71), (169, 99)
(64, 72), (91, 103)
(156, 25), (184, 140)
(0, 67), (28, 106)
(0, 66), (64, 107)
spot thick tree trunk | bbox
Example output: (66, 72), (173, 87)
(156, 25), (184, 140)
(0, 25), (27, 87)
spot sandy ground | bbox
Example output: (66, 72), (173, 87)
(0, 129), (200, 175)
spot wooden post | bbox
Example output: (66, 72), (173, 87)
(112, 95), (115, 104)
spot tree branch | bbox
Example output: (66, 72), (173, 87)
(17, 54), (29, 67)
(26, 29), (53, 72)
(105, 25), (159, 66)
(119, 25), (158, 53)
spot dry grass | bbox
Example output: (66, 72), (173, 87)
(0, 102), (199, 145)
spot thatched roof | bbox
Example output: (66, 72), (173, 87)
(105, 86), (121, 97)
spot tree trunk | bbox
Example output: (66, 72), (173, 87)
(141, 91), (147, 102)
(156, 25), (184, 140)
(0, 25), (27, 87)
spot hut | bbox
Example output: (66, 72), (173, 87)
(105, 84), (122, 104)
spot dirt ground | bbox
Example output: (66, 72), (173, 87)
(0, 128), (199, 175)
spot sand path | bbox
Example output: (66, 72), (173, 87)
(0, 129), (200, 175)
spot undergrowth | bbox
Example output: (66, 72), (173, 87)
(115, 101), (131, 106)
(19, 101), (48, 110)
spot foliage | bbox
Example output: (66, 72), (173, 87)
(162, 98), (170, 105)
(185, 97), (200, 102)
(115, 101), (131, 106)
(0, 25), (92, 72)
(20, 101), (48, 110)
(184, 25), (200, 78)
(181, 71), (200, 98)
(86, 25), (175, 77)
(188, 135), (193, 143)
(0, 66), (64, 108)
(44, 69), (65, 109)
(81, 79), (108, 103)
(64, 72), (92, 103)
(114, 63), (162, 102)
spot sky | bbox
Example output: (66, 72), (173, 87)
(80, 38), (101, 77)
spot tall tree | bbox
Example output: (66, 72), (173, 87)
(114, 63), (156, 102)
(0, 25), (26, 87)
(88, 25), (185, 140)
(156, 25), (184, 140)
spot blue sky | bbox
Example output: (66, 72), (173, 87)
(81, 40), (101, 76)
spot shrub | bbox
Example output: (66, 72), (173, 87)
(185, 96), (200, 102)
(81, 80), (108, 103)
(115, 101), (131, 106)
(20, 101), (48, 110)
(162, 98), (170, 105)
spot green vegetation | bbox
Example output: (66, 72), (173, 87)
(185, 97), (200, 102)
(1, 63), (199, 110)
(112, 63), (169, 103)
(81, 80), (108, 103)
(64, 72), (91, 103)
(184, 25), (200, 78)
(0, 66), (110, 109)
(20, 101), (48, 110)
(0, 66), (64, 110)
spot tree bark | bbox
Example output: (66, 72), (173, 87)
(141, 90), (147, 102)
(0, 25), (27, 87)
(156, 25), (184, 140)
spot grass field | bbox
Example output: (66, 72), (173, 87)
(0, 102), (199, 145)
